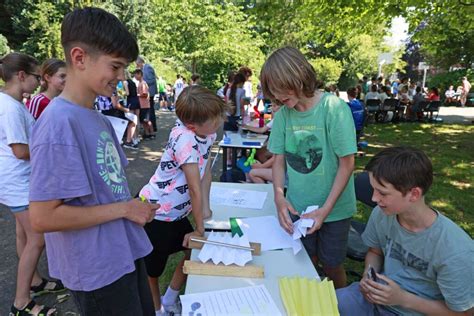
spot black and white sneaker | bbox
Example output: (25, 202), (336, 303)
(123, 142), (138, 149)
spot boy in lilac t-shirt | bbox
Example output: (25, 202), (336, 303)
(29, 8), (158, 315)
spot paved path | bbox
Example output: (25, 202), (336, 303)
(0, 105), (472, 314)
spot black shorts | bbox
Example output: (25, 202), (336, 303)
(224, 115), (239, 132)
(102, 109), (125, 120)
(158, 92), (167, 101)
(144, 218), (194, 278)
(140, 108), (150, 122)
(70, 259), (154, 315)
(127, 96), (140, 110)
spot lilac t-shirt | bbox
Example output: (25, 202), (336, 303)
(29, 97), (152, 291)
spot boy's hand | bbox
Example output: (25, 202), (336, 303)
(301, 206), (329, 234)
(251, 161), (262, 169)
(124, 199), (159, 226)
(275, 196), (298, 234)
(359, 271), (376, 304)
(366, 274), (407, 306)
(183, 229), (204, 248)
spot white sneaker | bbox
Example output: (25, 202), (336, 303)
(155, 305), (166, 316)
(161, 296), (182, 315)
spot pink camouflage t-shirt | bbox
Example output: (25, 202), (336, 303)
(140, 119), (216, 222)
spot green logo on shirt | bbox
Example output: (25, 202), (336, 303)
(96, 131), (126, 194)
(286, 130), (323, 174)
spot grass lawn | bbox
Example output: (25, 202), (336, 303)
(162, 122), (474, 292)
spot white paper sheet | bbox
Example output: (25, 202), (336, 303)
(236, 216), (303, 254)
(105, 115), (128, 141)
(198, 232), (252, 266)
(210, 187), (268, 209)
(292, 205), (318, 240)
(180, 284), (282, 316)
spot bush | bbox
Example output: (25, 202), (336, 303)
(0, 34), (10, 57)
(310, 57), (343, 86)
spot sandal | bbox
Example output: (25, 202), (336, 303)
(30, 278), (66, 298)
(10, 300), (56, 316)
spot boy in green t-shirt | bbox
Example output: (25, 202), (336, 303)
(260, 47), (357, 288)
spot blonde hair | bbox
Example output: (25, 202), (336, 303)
(260, 47), (319, 101)
(175, 85), (227, 125)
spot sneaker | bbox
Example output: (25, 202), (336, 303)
(123, 142), (138, 149)
(161, 296), (182, 315)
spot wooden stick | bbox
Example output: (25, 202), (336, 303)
(183, 260), (264, 278)
(188, 236), (261, 255)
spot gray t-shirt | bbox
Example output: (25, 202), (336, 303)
(29, 97), (152, 291)
(226, 87), (246, 117)
(362, 206), (474, 315)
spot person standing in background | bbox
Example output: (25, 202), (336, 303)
(136, 56), (157, 133)
(460, 77), (471, 107)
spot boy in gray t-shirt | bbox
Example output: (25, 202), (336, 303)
(337, 147), (473, 316)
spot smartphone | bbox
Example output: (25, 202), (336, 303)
(367, 265), (378, 282)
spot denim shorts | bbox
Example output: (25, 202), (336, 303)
(290, 213), (351, 267)
(9, 205), (29, 213)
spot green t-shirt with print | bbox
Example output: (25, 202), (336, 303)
(268, 93), (357, 222)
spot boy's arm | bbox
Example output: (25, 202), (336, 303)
(302, 154), (355, 233)
(10, 143), (30, 160)
(181, 163), (205, 247)
(200, 158), (212, 219)
(366, 273), (473, 315)
(273, 154), (298, 234)
(29, 199), (158, 233)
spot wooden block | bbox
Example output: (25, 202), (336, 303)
(188, 236), (261, 255)
(183, 260), (264, 278)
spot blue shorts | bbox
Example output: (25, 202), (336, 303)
(10, 205), (29, 213)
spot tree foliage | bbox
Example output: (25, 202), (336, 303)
(0, 34), (10, 56)
(397, 0), (474, 69)
(0, 0), (468, 90)
(309, 57), (343, 86)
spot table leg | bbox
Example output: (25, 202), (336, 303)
(222, 147), (228, 171)
(232, 148), (238, 168)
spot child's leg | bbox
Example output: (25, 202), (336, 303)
(126, 121), (136, 143)
(162, 250), (191, 306)
(248, 168), (273, 183)
(317, 218), (352, 289)
(13, 210), (45, 308)
(148, 276), (162, 310)
(14, 216), (43, 286)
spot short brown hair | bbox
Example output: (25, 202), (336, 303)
(61, 7), (138, 64)
(40, 58), (66, 92)
(175, 85), (227, 125)
(365, 146), (433, 196)
(238, 66), (253, 78)
(260, 46), (318, 102)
